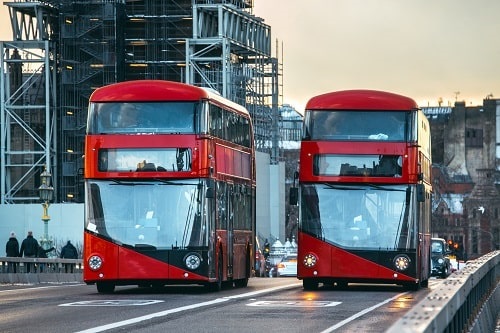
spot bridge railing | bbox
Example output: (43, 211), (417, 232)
(1, 252), (498, 331)
(0, 256), (84, 284)
(387, 250), (500, 333)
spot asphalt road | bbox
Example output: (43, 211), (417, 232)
(0, 277), (442, 333)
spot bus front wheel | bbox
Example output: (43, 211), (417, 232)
(403, 282), (420, 291)
(96, 282), (115, 293)
(303, 279), (319, 291)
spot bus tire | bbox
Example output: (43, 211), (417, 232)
(403, 282), (420, 291)
(303, 279), (319, 291)
(234, 278), (248, 288)
(96, 282), (115, 293)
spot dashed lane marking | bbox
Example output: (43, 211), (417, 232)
(60, 300), (164, 307)
(247, 300), (342, 308)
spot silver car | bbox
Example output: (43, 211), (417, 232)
(277, 254), (297, 277)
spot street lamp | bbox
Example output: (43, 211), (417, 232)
(38, 167), (54, 251)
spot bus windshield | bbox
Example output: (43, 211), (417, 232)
(87, 102), (200, 134)
(86, 179), (208, 249)
(300, 184), (417, 250)
(304, 111), (410, 141)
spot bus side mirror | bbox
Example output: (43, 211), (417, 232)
(289, 187), (298, 206)
(206, 180), (215, 198)
(416, 184), (425, 202)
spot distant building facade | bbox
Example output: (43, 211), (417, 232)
(280, 104), (303, 145)
(424, 98), (500, 259)
(279, 104), (302, 242)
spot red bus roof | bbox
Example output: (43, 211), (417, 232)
(305, 90), (419, 111)
(89, 80), (250, 116)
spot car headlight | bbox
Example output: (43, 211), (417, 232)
(88, 255), (103, 271)
(437, 258), (444, 264)
(303, 253), (317, 268)
(393, 254), (410, 271)
(184, 253), (202, 270)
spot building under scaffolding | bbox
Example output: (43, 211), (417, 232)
(0, 0), (280, 204)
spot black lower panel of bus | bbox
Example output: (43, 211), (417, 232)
(350, 249), (417, 278)
(133, 246), (212, 277)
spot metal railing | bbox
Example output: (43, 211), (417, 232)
(0, 257), (83, 284)
(1, 252), (498, 332)
(387, 250), (500, 333)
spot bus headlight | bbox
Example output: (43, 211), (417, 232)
(303, 253), (317, 268)
(184, 253), (202, 270)
(88, 255), (103, 271)
(393, 255), (410, 271)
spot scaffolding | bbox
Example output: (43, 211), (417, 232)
(0, 1), (58, 204)
(186, 3), (277, 157)
(58, 1), (127, 202)
(0, 0), (280, 204)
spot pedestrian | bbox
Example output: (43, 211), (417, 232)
(60, 240), (78, 273)
(37, 245), (55, 272)
(5, 231), (20, 273)
(19, 231), (40, 273)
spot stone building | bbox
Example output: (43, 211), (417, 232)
(425, 98), (500, 259)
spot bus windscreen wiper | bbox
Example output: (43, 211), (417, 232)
(320, 183), (364, 191)
(109, 179), (153, 186)
(109, 180), (150, 186)
(154, 179), (197, 186)
(365, 184), (407, 192)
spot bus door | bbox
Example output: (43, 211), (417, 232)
(206, 180), (217, 279)
(416, 186), (431, 282)
(217, 181), (233, 280)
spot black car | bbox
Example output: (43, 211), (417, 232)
(430, 238), (452, 278)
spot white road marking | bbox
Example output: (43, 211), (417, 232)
(60, 300), (164, 306)
(73, 282), (300, 333)
(247, 300), (342, 308)
(319, 291), (410, 333)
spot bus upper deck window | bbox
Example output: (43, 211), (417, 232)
(199, 102), (209, 134)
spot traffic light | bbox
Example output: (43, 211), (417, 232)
(263, 241), (270, 259)
(446, 240), (456, 256)
(453, 242), (463, 260)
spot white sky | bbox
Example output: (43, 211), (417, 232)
(1, 2), (499, 112)
(253, 0), (500, 111)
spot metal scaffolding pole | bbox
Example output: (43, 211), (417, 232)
(0, 0), (58, 204)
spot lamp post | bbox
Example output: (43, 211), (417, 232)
(38, 167), (54, 251)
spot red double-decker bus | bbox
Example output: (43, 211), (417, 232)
(84, 80), (255, 293)
(292, 90), (432, 290)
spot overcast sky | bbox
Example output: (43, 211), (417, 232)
(1, 2), (498, 112)
(253, 0), (500, 111)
